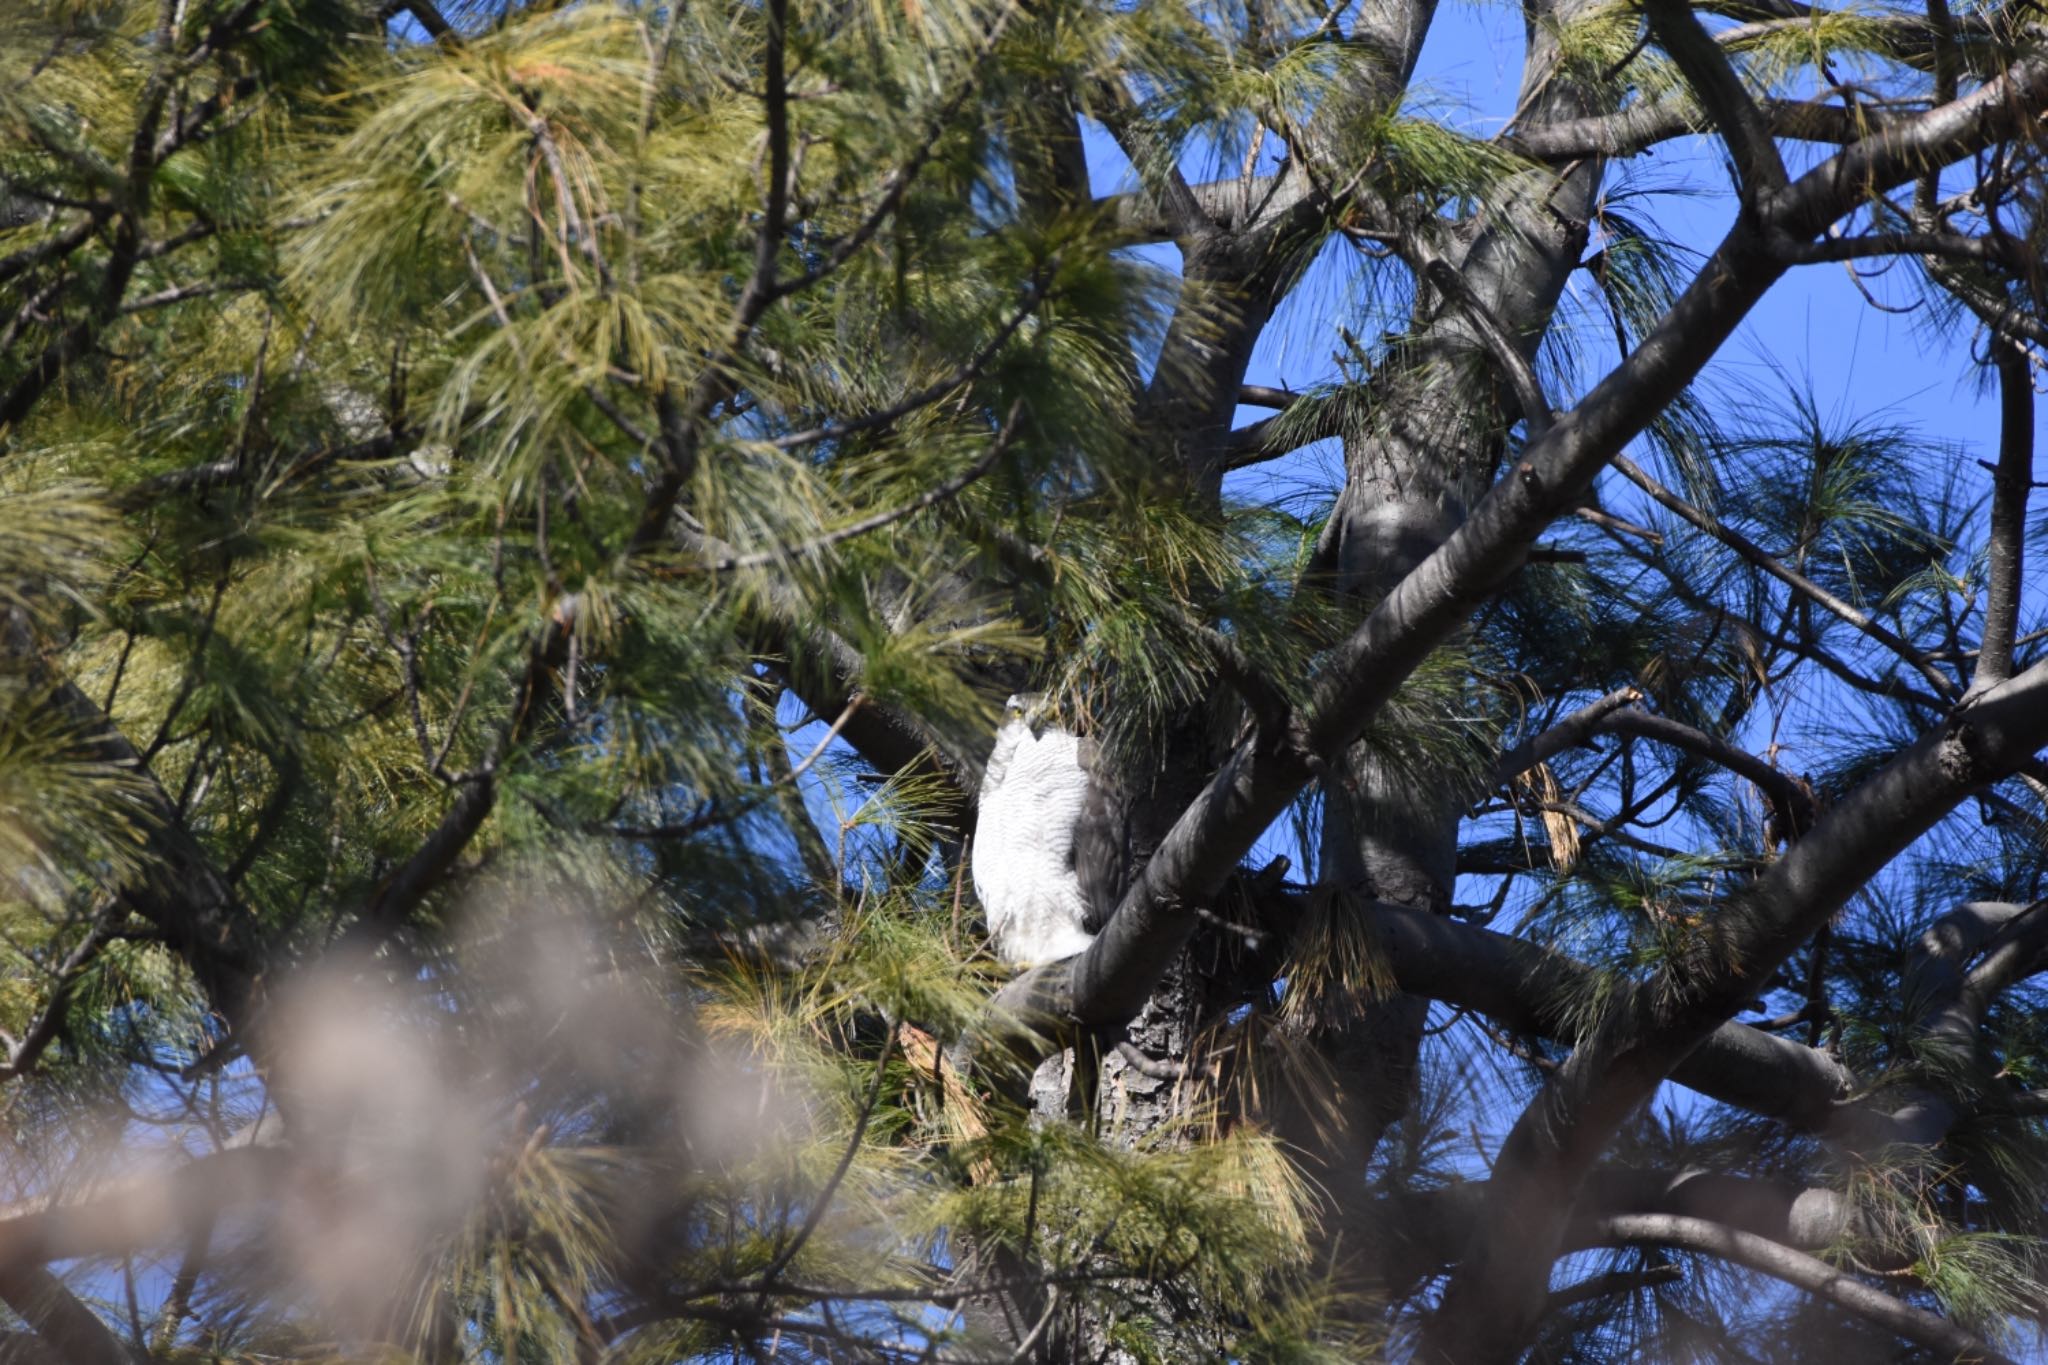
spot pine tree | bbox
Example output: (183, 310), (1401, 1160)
(0, 0), (2046, 1359)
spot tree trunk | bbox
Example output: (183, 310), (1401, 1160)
(1290, 0), (1610, 1299)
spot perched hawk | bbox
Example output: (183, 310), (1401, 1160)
(973, 693), (1114, 966)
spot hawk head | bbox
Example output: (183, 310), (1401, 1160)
(1001, 691), (1054, 740)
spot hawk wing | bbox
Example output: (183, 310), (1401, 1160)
(1072, 735), (1127, 935)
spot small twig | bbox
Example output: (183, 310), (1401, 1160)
(773, 277), (1050, 449)
(139, 569), (231, 766)
(770, 0), (1025, 300)
(756, 1022), (899, 1289)
(0, 918), (118, 1080)
(0, 276), (71, 355)
(1748, 999), (1830, 1032)
(1547, 1262), (1681, 1313)
(1610, 453), (1957, 699)
(1000, 1295), (1061, 1365)
(116, 277), (263, 314)
(696, 402), (1025, 574)
(1192, 906), (1267, 951)
(785, 695), (867, 785)
(1575, 505), (1664, 545)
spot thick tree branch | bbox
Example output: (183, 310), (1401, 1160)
(1490, 687), (1644, 784)
(1085, 75), (1213, 240)
(976, 54), (2048, 1356)
(1366, 898), (1873, 1136)
(1592, 708), (1818, 835)
(0, 1266), (135, 1365)
(1416, 254), (1555, 436)
(1957, 898), (2048, 1022)
(1774, 229), (2013, 264)
(1238, 384), (1300, 409)
(376, 0), (458, 42)
(1973, 338), (2032, 692)
(1092, 171), (1321, 247)
(1378, 1167), (1899, 1289)
(1643, 0), (1790, 203)
(0, 1147), (291, 1272)
(0, 211), (109, 290)
(1505, 97), (1879, 162)
(1222, 392), (1344, 468)
(1594, 1213), (2015, 1365)
(1773, 49), (2048, 239)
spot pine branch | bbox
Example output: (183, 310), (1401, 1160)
(0, 918), (117, 1082)
(1595, 1213), (2014, 1365)
(1491, 688), (1644, 785)
(696, 403), (1024, 573)
(1609, 452), (1958, 699)
(0, 211), (109, 289)
(771, 280), (1050, 450)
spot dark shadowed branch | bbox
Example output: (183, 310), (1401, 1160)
(1973, 338), (2033, 692)
(1595, 1214), (2016, 1365)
